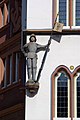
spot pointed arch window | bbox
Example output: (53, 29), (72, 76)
(52, 66), (70, 119)
(52, 66), (80, 119)
(57, 72), (69, 117)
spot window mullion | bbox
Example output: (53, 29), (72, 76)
(55, 76), (58, 118)
(68, 79), (70, 118)
(74, 74), (77, 118)
(69, 0), (73, 28)
(73, 0), (76, 26)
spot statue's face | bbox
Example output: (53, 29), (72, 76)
(30, 36), (36, 42)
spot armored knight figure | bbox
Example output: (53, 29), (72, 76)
(22, 34), (49, 82)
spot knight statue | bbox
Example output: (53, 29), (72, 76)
(22, 34), (49, 82)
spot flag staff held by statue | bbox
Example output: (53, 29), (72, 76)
(36, 12), (64, 82)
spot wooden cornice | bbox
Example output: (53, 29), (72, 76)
(23, 29), (80, 35)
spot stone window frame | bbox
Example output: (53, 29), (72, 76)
(51, 65), (80, 120)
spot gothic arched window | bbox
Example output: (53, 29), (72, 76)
(52, 65), (80, 119)
(57, 72), (69, 117)
(51, 66), (71, 119)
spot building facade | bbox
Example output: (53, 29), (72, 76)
(0, 0), (80, 120)
(25, 0), (80, 120)
(0, 0), (25, 120)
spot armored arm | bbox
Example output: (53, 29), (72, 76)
(22, 44), (28, 57)
(36, 43), (50, 52)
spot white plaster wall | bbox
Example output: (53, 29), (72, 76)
(27, 0), (52, 29)
(25, 35), (80, 120)
(26, 0), (52, 118)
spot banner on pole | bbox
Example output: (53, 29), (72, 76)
(53, 22), (64, 32)
(51, 34), (62, 43)
(51, 22), (64, 43)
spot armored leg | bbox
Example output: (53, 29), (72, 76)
(32, 58), (37, 81)
(27, 58), (32, 80)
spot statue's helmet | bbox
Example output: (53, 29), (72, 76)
(29, 34), (37, 42)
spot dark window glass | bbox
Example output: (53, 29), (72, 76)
(77, 75), (80, 117)
(59, 0), (67, 25)
(76, 1), (80, 26)
(57, 72), (68, 117)
(7, 55), (12, 85)
(15, 53), (19, 82)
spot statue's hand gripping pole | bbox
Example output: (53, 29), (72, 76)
(36, 13), (59, 82)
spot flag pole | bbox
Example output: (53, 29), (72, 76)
(36, 13), (59, 82)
